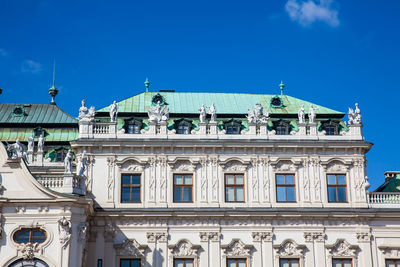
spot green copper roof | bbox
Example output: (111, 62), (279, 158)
(376, 173), (400, 192)
(0, 128), (78, 142)
(98, 92), (344, 115)
(0, 103), (77, 124)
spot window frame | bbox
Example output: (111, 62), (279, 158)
(332, 258), (353, 267)
(386, 259), (400, 267)
(120, 258), (141, 267)
(173, 258), (195, 267)
(275, 174), (296, 203)
(13, 228), (47, 244)
(173, 174), (194, 203)
(326, 174), (348, 203)
(226, 258), (247, 267)
(175, 119), (193, 135)
(225, 173), (245, 203)
(279, 258), (300, 267)
(121, 174), (142, 203)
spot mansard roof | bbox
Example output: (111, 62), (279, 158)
(97, 91), (344, 116)
(0, 103), (78, 124)
(375, 172), (400, 192)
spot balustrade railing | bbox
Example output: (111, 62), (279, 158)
(93, 123), (111, 134)
(37, 176), (64, 189)
(368, 192), (400, 204)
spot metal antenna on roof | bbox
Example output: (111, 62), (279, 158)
(279, 81), (285, 95)
(144, 77), (150, 92)
(48, 58), (58, 105)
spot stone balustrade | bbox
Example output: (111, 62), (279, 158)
(36, 174), (85, 196)
(368, 192), (400, 205)
(36, 176), (64, 189)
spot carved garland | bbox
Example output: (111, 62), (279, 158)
(221, 239), (254, 266)
(273, 239), (306, 259)
(168, 239), (201, 266)
(326, 239), (359, 266)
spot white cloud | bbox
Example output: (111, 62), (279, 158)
(0, 48), (7, 57)
(21, 60), (43, 74)
(285, 0), (339, 27)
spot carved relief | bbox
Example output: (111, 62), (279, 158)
(173, 160), (195, 172)
(200, 232), (221, 242)
(326, 239), (359, 258)
(223, 160), (247, 172)
(121, 160), (144, 172)
(147, 232), (168, 243)
(262, 157), (270, 202)
(115, 238), (148, 257)
(252, 232), (273, 242)
(275, 160), (297, 172)
(168, 239), (201, 257)
(274, 240), (306, 258)
(379, 246), (400, 258)
(222, 239), (254, 257)
(200, 157), (208, 201)
(104, 222), (116, 242)
(304, 231), (325, 242)
(17, 242), (42, 260)
(159, 156), (167, 201)
(107, 156), (115, 201)
(325, 160), (348, 173)
(302, 158), (310, 202)
(78, 222), (89, 243)
(356, 232), (371, 243)
(210, 157), (219, 201)
(149, 156), (157, 201)
(251, 158), (259, 201)
(58, 217), (72, 249)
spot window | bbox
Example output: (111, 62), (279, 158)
(173, 174), (193, 202)
(226, 125), (240, 134)
(120, 259), (141, 267)
(227, 259), (246, 267)
(327, 174), (347, 202)
(224, 120), (242, 135)
(174, 259), (194, 267)
(386, 259), (400, 267)
(280, 259), (299, 267)
(276, 174), (296, 202)
(55, 150), (67, 162)
(175, 120), (192, 134)
(333, 259), (352, 267)
(225, 174), (244, 202)
(128, 124), (140, 134)
(34, 127), (44, 137)
(325, 125), (337, 135)
(273, 120), (290, 135)
(13, 228), (46, 244)
(121, 174), (141, 203)
(97, 259), (103, 267)
(124, 118), (142, 134)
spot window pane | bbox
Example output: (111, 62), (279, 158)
(226, 187), (235, 202)
(236, 175), (244, 185)
(185, 260), (194, 267)
(174, 187), (183, 202)
(344, 260), (352, 267)
(184, 175), (192, 185)
(327, 175), (336, 185)
(286, 175), (295, 185)
(174, 260), (184, 267)
(276, 175), (285, 185)
(386, 260), (395, 267)
(132, 259), (141, 267)
(132, 175), (141, 185)
(175, 175), (183, 185)
(121, 187), (131, 202)
(328, 187), (337, 202)
(291, 260), (299, 267)
(337, 175), (346, 185)
(227, 260), (236, 267)
(32, 230), (46, 243)
(280, 259), (289, 267)
(131, 187), (141, 202)
(226, 175), (235, 184)
(337, 187), (347, 202)
(236, 187), (244, 201)
(238, 259), (246, 267)
(14, 230), (30, 243)
(286, 187), (295, 202)
(120, 260), (130, 267)
(122, 175), (131, 185)
(184, 187), (193, 202)
(277, 186), (286, 202)
(332, 260), (341, 267)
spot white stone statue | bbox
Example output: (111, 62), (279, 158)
(348, 107), (354, 125)
(109, 100), (118, 122)
(79, 99), (96, 121)
(246, 103), (269, 124)
(298, 105), (305, 124)
(147, 101), (169, 123)
(199, 104), (206, 123)
(64, 149), (73, 174)
(79, 99), (88, 119)
(7, 139), (27, 160)
(348, 103), (362, 125)
(78, 150), (88, 177)
(58, 216), (72, 247)
(208, 103), (217, 123)
(308, 104), (318, 123)
(247, 109), (256, 124)
(27, 136), (34, 152)
(37, 134), (44, 152)
(88, 106), (96, 118)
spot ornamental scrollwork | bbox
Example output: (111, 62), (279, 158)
(221, 239), (254, 257)
(17, 242), (42, 260)
(273, 239), (306, 258)
(326, 239), (359, 258)
(223, 161), (247, 172)
(275, 160), (297, 172)
(114, 238), (149, 258)
(168, 239), (201, 257)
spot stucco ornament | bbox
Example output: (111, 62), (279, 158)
(17, 242), (42, 260)
(78, 150), (88, 177)
(148, 101), (169, 123)
(246, 103), (269, 124)
(109, 100), (118, 122)
(275, 160), (296, 172)
(222, 239), (254, 257)
(348, 103), (362, 125)
(224, 161), (247, 172)
(274, 240), (306, 257)
(169, 239), (201, 257)
(326, 239), (359, 258)
(379, 246), (400, 258)
(199, 104), (206, 123)
(64, 149), (73, 174)
(173, 161), (195, 172)
(7, 139), (27, 160)
(27, 136), (34, 152)
(115, 238), (148, 257)
(298, 104), (305, 124)
(308, 104), (318, 123)
(78, 222), (89, 243)
(325, 161), (347, 172)
(207, 103), (217, 123)
(58, 217), (72, 248)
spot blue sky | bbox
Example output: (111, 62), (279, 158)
(0, 0), (399, 190)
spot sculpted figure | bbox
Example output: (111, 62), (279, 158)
(208, 103), (217, 123)
(354, 103), (362, 124)
(308, 104), (318, 123)
(298, 104), (305, 124)
(348, 107), (354, 125)
(7, 139), (27, 160)
(64, 149), (73, 174)
(88, 106), (96, 118)
(78, 150), (88, 177)
(247, 109), (256, 124)
(27, 136), (34, 152)
(147, 101), (169, 123)
(58, 217), (72, 247)
(199, 104), (206, 123)
(246, 103), (269, 124)
(79, 99), (88, 119)
(109, 100), (118, 122)
(37, 134), (44, 152)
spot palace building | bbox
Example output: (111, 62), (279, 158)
(0, 81), (399, 267)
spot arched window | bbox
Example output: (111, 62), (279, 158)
(273, 120), (290, 135)
(9, 258), (49, 267)
(175, 119), (192, 134)
(13, 228), (46, 244)
(124, 118), (143, 134)
(321, 120), (340, 135)
(224, 120), (242, 135)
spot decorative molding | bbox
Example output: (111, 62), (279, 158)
(120, 159), (144, 172)
(104, 222), (116, 242)
(304, 231), (325, 242)
(379, 246), (400, 258)
(252, 232), (273, 242)
(199, 231), (221, 242)
(58, 217), (72, 249)
(114, 238), (149, 257)
(356, 232), (371, 243)
(222, 160), (248, 173)
(147, 232), (168, 243)
(326, 239), (359, 258)
(17, 242), (42, 260)
(168, 239), (201, 257)
(274, 160), (297, 172)
(324, 160), (348, 173)
(172, 160), (196, 172)
(78, 222), (89, 243)
(221, 239), (254, 257)
(273, 239), (306, 258)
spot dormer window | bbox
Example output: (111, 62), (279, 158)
(175, 119), (192, 134)
(273, 120), (290, 135)
(224, 120), (242, 135)
(321, 120), (340, 135)
(124, 118), (142, 134)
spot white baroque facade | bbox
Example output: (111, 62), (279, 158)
(0, 90), (399, 267)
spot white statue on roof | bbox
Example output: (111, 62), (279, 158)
(79, 99), (96, 121)
(298, 105), (305, 124)
(27, 136), (34, 152)
(208, 103), (217, 123)
(246, 103), (269, 124)
(37, 134), (44, 152)
(308, 104), (318, 123)
(7, 139), (27, 160)
(148, 101), (169, 124)
(109, 100), (118, 122)
(348, 103), (361, 125)
(64, 149), (73, 174)
(78, 150), (87, 177)
(199, 104), (206, 123)
(79, 99), (88, 119)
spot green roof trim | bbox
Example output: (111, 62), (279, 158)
(98, 92), (344, 115)
(0, 128), (78, 142)
(0, 103), (78, 124)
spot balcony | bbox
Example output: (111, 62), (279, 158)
(368, 192), (400, 207)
